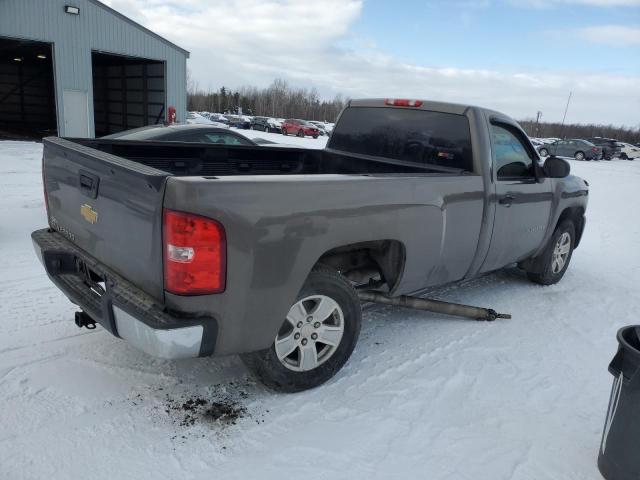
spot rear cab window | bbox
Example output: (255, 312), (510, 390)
(328, 107), (474, 173)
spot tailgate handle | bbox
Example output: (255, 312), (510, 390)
(78, 170), (100, 199)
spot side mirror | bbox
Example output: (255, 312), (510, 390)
(543, 156), (571, 178)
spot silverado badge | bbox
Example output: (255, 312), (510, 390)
(80, 204), (98, 224)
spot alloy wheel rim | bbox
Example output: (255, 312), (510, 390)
(275, 295), (345, 372)
(551, 232), (571, 274)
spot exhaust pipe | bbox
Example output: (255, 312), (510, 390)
(75, 311), (97, 329)
(358, 290), (511, 321)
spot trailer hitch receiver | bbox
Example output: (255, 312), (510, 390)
(75, 311), (97, 329)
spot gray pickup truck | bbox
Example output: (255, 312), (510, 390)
(32, 99), (588, 392)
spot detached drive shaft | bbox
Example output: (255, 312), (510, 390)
(358, 290), (511, 321)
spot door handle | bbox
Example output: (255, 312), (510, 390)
(499, 194), (515, 207)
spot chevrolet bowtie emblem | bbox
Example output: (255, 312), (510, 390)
(80, 204), (98, 224)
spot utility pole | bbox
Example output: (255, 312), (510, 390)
(535, 111), (542, 137)
(560, 91), (572, 139)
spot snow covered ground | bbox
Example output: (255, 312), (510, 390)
(235, 127), (329, 148)
(1, 139), (638, 480)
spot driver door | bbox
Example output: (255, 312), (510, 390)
(480, 122), (553, 272)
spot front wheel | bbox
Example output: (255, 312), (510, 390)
(282, 128), (288, 136)
(539, 148), (549, 157)
(241, 269), (362, 392)
(574, 151), (585, 161)
(297, 129), (305, 137)
(526, 220), (575, 285)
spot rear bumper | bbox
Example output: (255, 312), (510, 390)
(31, 228), (217, 359)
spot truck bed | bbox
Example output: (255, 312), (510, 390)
(71, 138), (452, 177)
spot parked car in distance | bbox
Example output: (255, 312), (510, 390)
(617, 142), (640, 160)
(537, 139), (602, 161)
(587, 138), (621, 160)
(282, 119), (320, 138)
(186, 112), (228, 128)
(34, 98), (588, 392)
(251, 116), (282, 133)
(225, 115), (251, 129)
(207, 113), (230, 126)
(103, 124), (256, 146)
(309, 121), (330, 136)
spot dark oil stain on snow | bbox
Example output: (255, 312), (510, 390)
(129, 379), (269, 445)
(164, 394), (248, 427)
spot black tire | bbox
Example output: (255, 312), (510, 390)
(574, 151), (585, 161)
(526, 220), (575, 285)
(241, 269), (362, 392)
(282, 128), (288, 136)
(621, 153), (628, 160)
(297, 129), (305, 137)
(539, 148), (549, 157)
(312, 135), (318, 139)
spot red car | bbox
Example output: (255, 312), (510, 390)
(281, 119), (320, 138)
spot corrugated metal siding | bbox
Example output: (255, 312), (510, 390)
(0, 0), (188, 136)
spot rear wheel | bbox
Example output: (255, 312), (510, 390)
(282, 128), (288, 136)
(526, 220), (575, 285)
(574, 151), (585, 161)
(241, 269), (362, 392)
(297, 129), (305, 137)
(621, 153), (629, 160)
(312, 135), (318, 139)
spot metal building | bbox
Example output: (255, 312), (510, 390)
(0, 0), (189, 138)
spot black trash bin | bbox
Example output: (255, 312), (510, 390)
(598, 325), (640, 480)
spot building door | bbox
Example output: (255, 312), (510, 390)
(62, 90), (89, 137)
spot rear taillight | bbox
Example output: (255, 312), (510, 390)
(385, 98), (423, 107)
(592, 147), (598, 152)
(163, 209), (226, 295)
(41, 156), (49, 217)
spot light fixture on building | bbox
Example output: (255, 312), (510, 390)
(13, 57), (22, 62)
(37, 54), (47, 59)
(64, 5), (80, 15)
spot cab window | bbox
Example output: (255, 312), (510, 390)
(490, 123), (535, 180)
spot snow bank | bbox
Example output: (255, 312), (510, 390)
(1, 141), (637, 479)
(236, 127), (329, 149)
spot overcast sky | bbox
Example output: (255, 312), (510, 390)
(104, 0), (640, 126)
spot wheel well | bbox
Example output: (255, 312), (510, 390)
(557, 206), (585, 247)
(314, 240), (405, 292)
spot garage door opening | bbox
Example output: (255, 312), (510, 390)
(92, 52), (165, 137)
(0, 38), (56, 140)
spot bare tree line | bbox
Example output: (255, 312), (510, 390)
(187, 77), (347, 122)
(187, 72), (639, 142)
(519, 118), (640, 143)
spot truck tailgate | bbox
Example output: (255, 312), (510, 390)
(42, 137), (169, 300)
